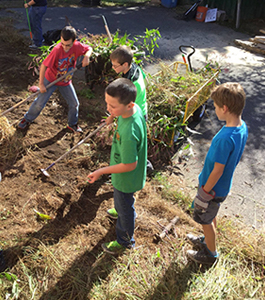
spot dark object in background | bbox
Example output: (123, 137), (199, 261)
(43, 29), (62, 46)
(0, 250), (6, 273)
(80, 0), (101, 6)
(85, 55), (114, 89)
(183, 0), (202, 21)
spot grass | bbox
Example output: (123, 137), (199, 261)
(0, 175), (264, 299)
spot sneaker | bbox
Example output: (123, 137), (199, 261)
(18, 118), (31, 129)
(29, 44), (39, 49)
(67, 124), (83, 133)
(147, 159), (154, 176)
(187, 233), (206, 249)
(107, 208), (118, 220)
(0, 250), (7, 273)
(187, 248), (219, 265)
(101, 240), (125, 255)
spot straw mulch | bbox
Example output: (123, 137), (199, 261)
(0, 113), (24, 168)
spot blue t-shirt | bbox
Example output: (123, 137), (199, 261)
(199, 121), (248, 197)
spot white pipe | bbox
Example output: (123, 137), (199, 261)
(236, 0), (242, 29)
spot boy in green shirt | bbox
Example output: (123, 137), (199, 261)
(109, 45), (147, 120)
(87, 78), (147, 254)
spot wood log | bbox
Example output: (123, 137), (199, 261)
(252, 37), (265, 46)
(154, 216), (179, 243)
(254, 35), (265, 40)
(249, 38), (265, 49)
(234, 39), (265, 55)
(260, 29), (265, 35)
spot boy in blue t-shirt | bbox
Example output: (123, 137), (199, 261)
(186, 82), (248, 265)
(87, 78), (147, 254)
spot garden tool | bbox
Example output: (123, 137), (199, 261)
(40, 122), (106, 177)
(24, 0), (33, 40)
(1, 63), (82, 117)
(179, 45), (195, 72)
(101, 14), (112, 43)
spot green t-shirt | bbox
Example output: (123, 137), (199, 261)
(123, 63), (147, 116)
(110, 105), (147, 193)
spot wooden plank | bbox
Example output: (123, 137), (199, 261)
(260, 29), (265, 35)
(234, 39), (265, 55)
(250, 38), (265, 48)
(254, 35), (265, 41)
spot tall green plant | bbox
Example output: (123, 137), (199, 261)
(27, 29), (161, 76)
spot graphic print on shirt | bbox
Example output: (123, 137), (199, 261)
(57, 54), (76, 83)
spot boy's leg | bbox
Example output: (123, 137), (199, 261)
(23, 78), (56, 122)
(187, 201), (223, 264)
(58, 83), (79, 127)
(202, 221), (216, 252)
(114, 188), (136, 248)
(31, 6), (47, 47)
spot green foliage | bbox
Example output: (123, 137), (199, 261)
(27, 29), (161, 77)
(0, 272), (20, 299)
(27, 41), (60, 75)
(77, 88), (95, 99)
(146, 63), (219, 158)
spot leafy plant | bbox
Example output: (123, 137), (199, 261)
(27, 42), (60, 76)
(0, 272), (20, 299)
(146, 62), (219, 163)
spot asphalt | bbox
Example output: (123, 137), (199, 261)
(1, 4), (265, 229)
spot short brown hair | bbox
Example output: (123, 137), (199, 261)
(105, 78), (136, 105)
(110, 46), (133, 66)
(61, 26), (76, 42)
(211, 82), (246, 116)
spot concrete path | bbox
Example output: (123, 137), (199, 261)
(1, 5), (264, 229)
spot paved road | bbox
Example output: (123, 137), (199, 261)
(1, 5), (264, 229)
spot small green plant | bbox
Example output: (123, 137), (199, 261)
(0, 272), (20, 299)
(27, 42), (60, 76)
(77, 88), (95, 99)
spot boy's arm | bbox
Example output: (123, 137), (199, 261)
(105, 115), (115, 125)
(87, 162), (137, 183)
(203, 162), (225, 193)
(39, 63), (47, 93)
(24, 0), (35, 8)
(82, 47), (93, 67)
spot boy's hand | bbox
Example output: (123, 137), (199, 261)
(39, 83), (47, 93)
(194, 186), (215, 211)
(82, 56), (90, 67)
(87, 170), (102, 184)
(105, 115), (115, 125)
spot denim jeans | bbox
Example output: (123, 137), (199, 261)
(29, 5), (47, 47)
(114, 188), (136, 248)
(24, 78), (79, 126)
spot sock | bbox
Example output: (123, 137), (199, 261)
(210, 250), (218, 257)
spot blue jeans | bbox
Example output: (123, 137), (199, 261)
(114, 188), (136, 248)
(29, 5), (47, 47)
(24, 78), (79, 127)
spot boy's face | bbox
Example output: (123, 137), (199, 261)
(214, 102), (226, 121)
(61, 37), (74, 53)
(105, 92), (132, 118)
(111, 59), (129, 74)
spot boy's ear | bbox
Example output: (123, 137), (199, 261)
(127, 102), (135, 109)
(123, 62), (129, 68)
(222, 105), (229, 113)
